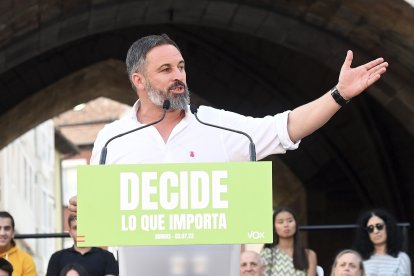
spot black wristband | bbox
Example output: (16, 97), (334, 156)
(330, 86), (350, 107)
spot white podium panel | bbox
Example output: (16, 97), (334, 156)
(118, 244), (240, 276)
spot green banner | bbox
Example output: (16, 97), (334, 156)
(77, 162), (273, 246)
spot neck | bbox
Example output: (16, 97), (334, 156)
(277, 238), (295, 256)
(374, 243), (387, 255)
(0, 243), (12, 254)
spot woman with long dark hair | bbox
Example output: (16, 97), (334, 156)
(261, 207), (317, 276)
(353, 208), (411, 275)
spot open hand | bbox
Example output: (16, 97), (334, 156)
(337, 50), (388, 100)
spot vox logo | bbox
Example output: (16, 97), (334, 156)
(247, 231), (265, 239)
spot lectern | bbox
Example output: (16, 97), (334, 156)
(77, 162), (272, 276)
(118, 244), (240, 276)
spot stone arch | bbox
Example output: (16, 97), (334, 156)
(1, 0), (414, 267)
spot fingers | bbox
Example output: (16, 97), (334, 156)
(69, 195), (77, 206)
(368, 61), (388, 75)
(364, 58), (385, 71)
(68, 196), (78, 214)
(366, 74), (382, 87)
(366, 67), (387, 87)
(68, 206), (77, 214)
(366, 61), (388, 83)
(341, 50), (353, 70)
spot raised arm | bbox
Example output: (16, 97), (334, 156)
(287, 50), (388, 142)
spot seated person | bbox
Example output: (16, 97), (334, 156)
(0, 211), (36, 276)
(330, 249), (365, 276)
(46, 214), (118, 276)
(240, 250), (264, 276)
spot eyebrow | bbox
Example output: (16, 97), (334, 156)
(0, 225), (12, 228)
(157, 60), (185, 69)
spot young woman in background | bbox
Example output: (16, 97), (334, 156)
(261, 207), (317, 276)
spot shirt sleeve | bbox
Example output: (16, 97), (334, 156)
(202, 106), (300, 161)
(274, 111), (300, 150)
(104, 251), (119, 275)
(90, 125), (109, 165)
(399, 252), (411, 275)
(46, 252), (60, 276)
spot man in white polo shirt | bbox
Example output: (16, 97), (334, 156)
(84, 33), (387, 165)
(69, 33), (388, 274)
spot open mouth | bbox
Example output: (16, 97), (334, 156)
(169, 85), (185, 94)
(168, 80), (187, 94)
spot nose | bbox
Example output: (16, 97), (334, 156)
(172, 67), (186, 82)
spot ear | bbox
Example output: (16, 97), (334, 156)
(132, 72), (146, 92)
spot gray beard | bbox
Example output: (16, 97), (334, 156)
(146, 82), (190, 111)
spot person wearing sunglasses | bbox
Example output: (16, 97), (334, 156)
(353, 209), (411, 276)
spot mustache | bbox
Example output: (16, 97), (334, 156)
(168, 81), (187, 91)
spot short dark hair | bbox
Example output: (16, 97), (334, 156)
(125, 34), (181, 86)
(59, 263), (90, 276)
(0, 211), (15, 246)
(0, 258), (13, 275)
(353, 208), (403, 259)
